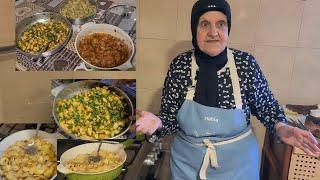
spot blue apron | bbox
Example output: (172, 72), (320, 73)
(170, 49), (260, 180)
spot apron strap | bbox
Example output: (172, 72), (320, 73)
(186, 49), (243, 109)
(198, 129), (253, 179)
(199, 139), (219, 179)
(227, 49), (243, 109)
(186, 55), (197, 100)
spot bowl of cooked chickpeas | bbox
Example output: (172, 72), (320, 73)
(52, 80), (134, 141)
(0, 130), (57, 180)
(57, 142), (126, 180)
(16, 12), (72, 58)
(75, 23), (135, 70)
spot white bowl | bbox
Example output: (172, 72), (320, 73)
(75, 23), (135, 70)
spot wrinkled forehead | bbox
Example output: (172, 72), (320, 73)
(198, 11), (227, 23)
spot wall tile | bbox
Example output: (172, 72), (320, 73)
(137, 88), (162, 114)
(290, 48), (320, 104)
(176, 0), (197, 41)
(298, 0), (320, 48)
(255, 0), (304, 47)
(0, 0), (15, 45)
(228, 0), (260, 44)
(140, 0), (178, 39)
(138, 38), (175, 89)
(228, 43), (254, 54)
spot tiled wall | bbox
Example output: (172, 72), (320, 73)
(137, 0), (320, 150)
(0, 0), (15, 47)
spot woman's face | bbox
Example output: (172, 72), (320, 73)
(196, 11), (228, 56)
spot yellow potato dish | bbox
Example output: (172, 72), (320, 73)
(65, 150), (123, 173)
(60, 0), (96, 19)
(0, 138), (56, 180)
(56, 86), (128, 139)
(17, 21), (69, 54)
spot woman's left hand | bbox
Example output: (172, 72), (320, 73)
(275, 122), (320, 157)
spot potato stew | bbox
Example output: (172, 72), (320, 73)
(78, 32), (130, 68)
(17, 21), (69, 54)
(60, 0), (96, 20)
(65, 150), (123, 173)
(55, 86), (128, 139)
(0, 138), (56, 180)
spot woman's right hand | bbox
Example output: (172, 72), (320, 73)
(135, 110), (162, 135)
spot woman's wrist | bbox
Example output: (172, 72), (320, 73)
(275, 121), (287, 132)
(275, 121), (290, 140)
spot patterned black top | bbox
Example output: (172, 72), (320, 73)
(155, 48), (287, 137)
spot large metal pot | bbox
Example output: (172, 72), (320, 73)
(0, 130), (57, 180)
(75, 23), (135, 70)
(52, 80), (134, 141)
(16, 12), (72, 58)
(57, 142), (126, 180)
(58, 0), (97, 25)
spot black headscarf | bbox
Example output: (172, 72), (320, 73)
(191, 0), (231, 107)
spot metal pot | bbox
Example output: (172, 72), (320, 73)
(16, 12), (72, 58)
(75, 23), (135, 70)
(52, 80), (134, 141)
(0, 130), (57, 180)
(58, 0), (97, 25)
(57, 142), (126, 180)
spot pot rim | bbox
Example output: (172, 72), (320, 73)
(58, 142), (127, 175)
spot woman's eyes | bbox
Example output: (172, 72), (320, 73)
(199, 20), (227, 29)
(216, 21), (227, 28)
(199, 21), (210, 28)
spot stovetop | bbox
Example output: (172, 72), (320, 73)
(0, 123), (166, 180)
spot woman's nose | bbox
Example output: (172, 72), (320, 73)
(207, 25), (218, 37)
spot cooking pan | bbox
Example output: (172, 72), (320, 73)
(57, 142), (125, 180)
(57, 132), (144, 180)
(52, 80), (134, 141)
(58, 0), (97, 25)
(16, 12), (72, 59)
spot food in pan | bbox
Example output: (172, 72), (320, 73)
(17, 21), (69, 54)
(77, 32), (130, 68)
(65, 150), (122, 173)
(60, 0), (96, 19)
(0, 138), (56, 180)
(56, 86), (128, 139)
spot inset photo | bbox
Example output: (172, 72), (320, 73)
(15, 0), (136, 71)
(51, 79), (136, 140)
(51, 79), (154, 180)
(0, 123), (57, 180)
(57, 138), (144, 180)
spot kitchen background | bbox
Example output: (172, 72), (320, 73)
(0, 0), (320, 177)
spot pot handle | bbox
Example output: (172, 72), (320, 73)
(121, 132), (145, 148)
(81, 22), (96, 31)
(115, 59), (133, 70)
(57, 163), (72, 175)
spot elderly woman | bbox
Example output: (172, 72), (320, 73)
(136, 0), (320, 179)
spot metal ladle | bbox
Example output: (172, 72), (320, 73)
(89, 141), (103, 163)
(24, 123), (41, 155)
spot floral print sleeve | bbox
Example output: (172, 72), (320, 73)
(247, 54), (287, 133)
